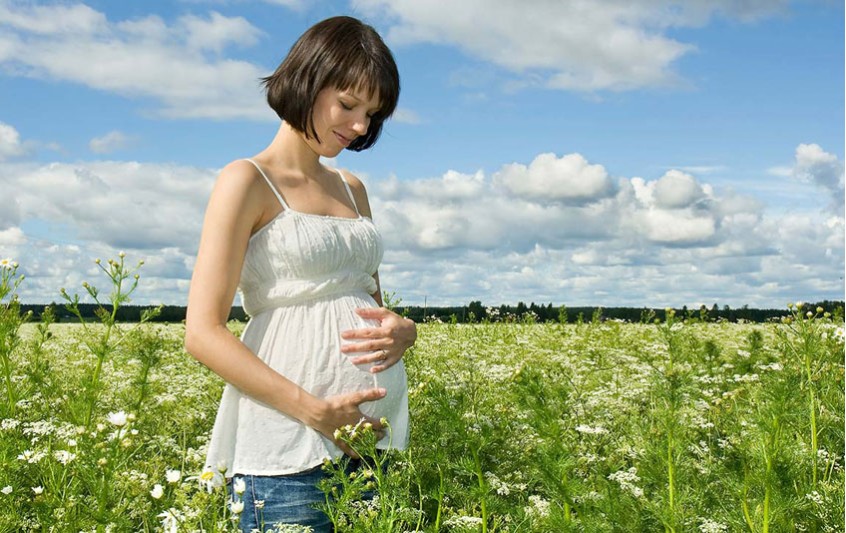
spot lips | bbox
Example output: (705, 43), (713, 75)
(334, 131), (354, 147)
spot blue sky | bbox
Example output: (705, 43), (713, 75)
(0, 0), (843, 309)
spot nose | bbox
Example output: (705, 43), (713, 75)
(351, 113), (370, 136)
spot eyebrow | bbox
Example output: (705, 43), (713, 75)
(342, 92), (381, 113)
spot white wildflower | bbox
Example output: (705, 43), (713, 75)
(484, 472), (509, 496)
(608, 467), (644, 498)
(699, 518), (729, 532)
(576, 424), (608, 435)
(53, 450), (76, 465)
(524, 494), (550, 518)
(107, 411), (128, 427)
(233, 477), (246, 495)
(1, 419), (20, 430)
(1, 486), (11, 495)
(150, 484), (164, 499)
(806, 491), (824, 505)
(444, 515), (483, 530)
(165, 469), (181, 483)
(229, 499), (244, 514)
(31, 486), (43, 495)
(158, 508), (182, 533)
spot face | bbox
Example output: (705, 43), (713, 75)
(306, 85), (381, 157)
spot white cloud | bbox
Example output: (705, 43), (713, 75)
(391, 107), (422, 125)
(652, 170), (706, 209)
(494, 152), (614, 203)
(0, 4), (272, 120)
(5, 160), (215, 251)
(2, 144), (841, 308)
(179, 11), (262, 53)
(89, 131), (131, 154)
(0, 226), (25, 245)
(638, 208), (716, 244)
(0, 121), (25, 160)
(355, 0), (788, 92)
(791, 143), (844, 215)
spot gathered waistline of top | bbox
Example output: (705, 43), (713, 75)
(240, 285), (376, 317)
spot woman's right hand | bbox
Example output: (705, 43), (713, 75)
(311, 387), (387, 457)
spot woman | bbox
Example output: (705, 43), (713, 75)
(184, 16), (415, 532)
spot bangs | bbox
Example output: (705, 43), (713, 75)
(329, 49), (399, 120)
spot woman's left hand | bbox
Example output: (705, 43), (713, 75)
(341, 307), (417, 373)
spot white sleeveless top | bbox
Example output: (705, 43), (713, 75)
(204, 159), (409, 476)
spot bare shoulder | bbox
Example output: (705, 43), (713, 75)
(203, 159), (271, 229)
(210, 160), (270, 206)
(336, 168), (374, 217)
(337, 168), (367, 192)
(217, 159), (264, 191)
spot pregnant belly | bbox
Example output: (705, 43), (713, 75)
(242, 292), (408, 426)
(335, 297), (408, 424)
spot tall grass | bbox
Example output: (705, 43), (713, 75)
(0, 258), (842, 531)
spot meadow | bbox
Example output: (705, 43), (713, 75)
(0, 257), (843, 532)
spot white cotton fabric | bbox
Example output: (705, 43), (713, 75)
(204, 159), (409, 476)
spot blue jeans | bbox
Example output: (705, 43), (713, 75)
(231, 458), (376, 533)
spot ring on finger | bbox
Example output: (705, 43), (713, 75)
(379, 349), (388, 361)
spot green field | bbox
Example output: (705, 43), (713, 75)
(0, 261), (843, 531)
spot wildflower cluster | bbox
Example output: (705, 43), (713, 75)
(0, 259), (842, 531)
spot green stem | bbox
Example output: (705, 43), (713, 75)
(741, 482), (755, 531)
(471, 446), (488, 533)
(666, 428), (675, 533)
(0, 349), (15, 414)
(434, 465), (445, 531)
(803, 350), (818, 485)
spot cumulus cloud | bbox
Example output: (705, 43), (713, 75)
(0, 121), (26, 160)
(790, 143), (844, 215)
(1, 143), (841, 308)
(0, 4), (271, 120)
(89, 131), (132, 154)
(494, 152), (614, 204)
(652, 170), (706, 209)
(4, 160), (215, 251)
(356, 0), (788, 92)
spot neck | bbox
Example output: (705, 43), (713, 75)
(259, 122), (324, 175)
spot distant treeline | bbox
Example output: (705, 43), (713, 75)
(18, 300), (845, 324)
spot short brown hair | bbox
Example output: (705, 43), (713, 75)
(262, 16), (400, 151)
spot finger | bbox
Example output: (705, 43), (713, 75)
(341, 341), (374, 353)
(354, 307), (393, 319)
(341, 326), (387, 340)
(369, 360), (395, 374)
(349, 387), (387, 404)
(349, 349), (390, 365)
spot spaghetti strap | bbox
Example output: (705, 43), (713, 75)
(335, 169), (360, 216)
(243, 158), (289, 210)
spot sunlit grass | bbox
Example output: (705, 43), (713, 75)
(0, 258), (842, 531)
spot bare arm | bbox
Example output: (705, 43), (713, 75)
(185, 161), (384, 455)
